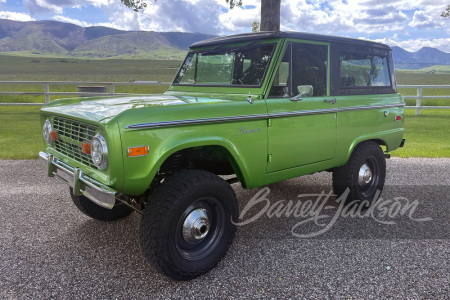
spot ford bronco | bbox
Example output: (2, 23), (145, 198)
(39, 32), (405, 280)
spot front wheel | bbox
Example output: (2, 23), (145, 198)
(332, 141), (386, 207)
(139, 169), (238, 280)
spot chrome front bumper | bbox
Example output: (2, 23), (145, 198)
(39, 151), (116, 209)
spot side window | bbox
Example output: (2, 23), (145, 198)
(340, 52), (391, 87)
(291, 42), (328, 97)
(270, 42), (328, 97)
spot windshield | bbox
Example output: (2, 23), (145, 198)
(173, 43), (275, 86)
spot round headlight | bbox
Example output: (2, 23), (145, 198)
(91, 133), (108, 170)
(43, 119), (52, 145)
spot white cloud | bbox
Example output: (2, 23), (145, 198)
(109, 5), (141, 31)
(23, 0), (64, 15)
(280, 1), (352, 33)
(0, 11), (35, 21)
(409, 10), (442, 29)
(0, 0), (6, 4)
(374, 37), (450, 52)
(14, 0), (450, 52)
(23, 0), (113, 16)
(278, 0), (414, 34)
(52, 15), (91, 27)
(219, 4), (260, 33)
(136, 0), (225, 34)
(18, 0), (450, 35)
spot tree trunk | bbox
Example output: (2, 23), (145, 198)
(260, 0), (281, 31)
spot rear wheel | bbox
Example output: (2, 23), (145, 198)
(70, 188), (134, 221)
(139, 169), (238, 280)
(332, 141), (386, 207)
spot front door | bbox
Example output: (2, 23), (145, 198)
(266, 40), (337, 173)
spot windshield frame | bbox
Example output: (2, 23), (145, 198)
(172, 42), (277, 88)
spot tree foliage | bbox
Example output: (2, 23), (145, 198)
(442, 5), (450, 18)
(121, 0), (243, 12)
(252, 21), (260, 32)
(121, 0), (148, 12)
(225, 0), (243, 9)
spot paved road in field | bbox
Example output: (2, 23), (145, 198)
(1, 158), (449, 299)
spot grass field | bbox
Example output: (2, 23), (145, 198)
(0, 106), (42, 159)
(418, 65), (450, 73)
(0, 54), (181, 82)
(389, 109), (450, 158)
(0, 55), (180, 104)
(396, 71), (450, 107)
(0, 56), (449, 159)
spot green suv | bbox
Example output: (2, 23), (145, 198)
(39, 32), (405, 280)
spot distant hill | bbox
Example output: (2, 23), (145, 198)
(392, 46), (450, 70)
(1, 19), (449, 67)
(0, 19), (214, 59)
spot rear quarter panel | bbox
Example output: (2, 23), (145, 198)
(335, 93), (405, 165)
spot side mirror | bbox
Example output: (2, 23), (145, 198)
(290, 85), (313, 101)
(297, 85), (313, 97)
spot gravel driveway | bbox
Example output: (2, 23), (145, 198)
(0, 158), (449, 299)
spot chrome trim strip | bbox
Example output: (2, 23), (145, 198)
(270, 108), (338, 118)
(124, 103), (405, 130)
(125, 114), (268, 129)
(39, 151), (116, 209)
(338, 103), (406, 112)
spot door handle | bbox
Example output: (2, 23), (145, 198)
(324, 98), (336, 104)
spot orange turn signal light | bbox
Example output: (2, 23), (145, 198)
(50, 130), (58, 141)
(82, 142), (91, 155)
(128, 146), (149, 157)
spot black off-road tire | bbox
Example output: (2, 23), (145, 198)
(70, 188), (134, 221)
(332, 141), (386, 207)
(139, 169), (238, 281)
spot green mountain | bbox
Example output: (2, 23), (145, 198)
(0, 19), (214, 59)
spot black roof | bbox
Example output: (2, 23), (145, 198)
(190, 31), (391, 50)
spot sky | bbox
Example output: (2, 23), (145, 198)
(0, 0), (449, 52)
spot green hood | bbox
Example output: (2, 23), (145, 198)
(40, 95), (213, 124)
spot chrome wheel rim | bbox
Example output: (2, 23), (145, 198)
(358, 156), (380, 198)
(358, 163), (373, 186)
(175, 197), (225, 261)
(182, 208), (210, 244)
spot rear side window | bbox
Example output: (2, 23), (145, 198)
(340, 52), (391, 87)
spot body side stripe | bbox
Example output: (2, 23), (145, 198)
(124, 103), (405, 130)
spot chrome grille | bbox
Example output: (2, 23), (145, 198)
(53, 117), (98, 168)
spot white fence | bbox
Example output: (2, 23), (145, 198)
(1, 82), (449, 115)
(397, 85), (450, 115)
(0, 81), (171, 106)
